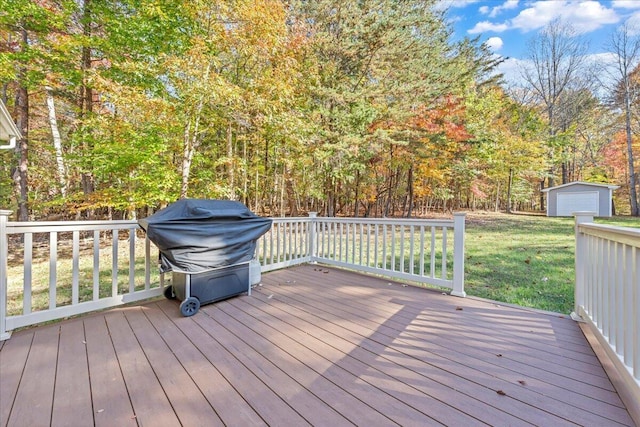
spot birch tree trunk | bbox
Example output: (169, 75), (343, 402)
(46, 88), (67, 197)
(227, 123), (235, 200)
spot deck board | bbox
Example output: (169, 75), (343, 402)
(8, 325), (58, 426)
(105, 311), (181, 427)
(0, 331), (32, 426)
(0, 265), (636, 427)
(51, 319), (93, 427)
(83, 314), (137, 427)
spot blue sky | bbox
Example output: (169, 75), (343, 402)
(439, 0), (640, 83)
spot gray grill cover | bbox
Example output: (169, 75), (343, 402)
(139, 199), (272, 273)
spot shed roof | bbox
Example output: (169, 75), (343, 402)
(0, 99), (21, 149)
(541, 181), (620, 193)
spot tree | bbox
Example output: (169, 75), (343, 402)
(605, 22), (640, 216)
(521, 18), (589, 198)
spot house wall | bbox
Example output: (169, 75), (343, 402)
(546, 184), (613, 217)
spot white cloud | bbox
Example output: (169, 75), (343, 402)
(468, 1), (620, 35)
(435, 0), (482, 10)
(612, 0), (640, 10)
(479, 5), (489, 15)
(489, 0), (519, 18)
(468, 21), (510, 34)
(495, 57), (528, 86)
(486, 36), (504, 51)
(513, 1), (619, 33)
(627, 12), (640, 33)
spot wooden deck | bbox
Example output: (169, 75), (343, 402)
(0, 265), (636, 426)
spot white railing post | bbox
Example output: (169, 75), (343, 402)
(451, 212), (466, 297)
(308, 212), (317, 262)
(0, 210), (12, 340)
(573, 212), (594, 320)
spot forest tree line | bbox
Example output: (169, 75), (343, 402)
(1, 0), (639, 220)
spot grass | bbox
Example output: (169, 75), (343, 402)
(464, 212), (640, 314)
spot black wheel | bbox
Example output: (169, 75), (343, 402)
(163, 285), (176, 300)
(180, 297), (200, 317)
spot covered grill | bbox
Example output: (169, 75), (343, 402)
(139, 199), (272, 316)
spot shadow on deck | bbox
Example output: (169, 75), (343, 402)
(0, 265), (635, 426)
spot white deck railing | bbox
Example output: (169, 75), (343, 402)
(0, 213), (162, 340)
(255, 213), (466, 295)
(574, 212), (640, 410)
(0, 210), (466, 339)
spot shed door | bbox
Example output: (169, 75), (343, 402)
(556, 191), (599, 216)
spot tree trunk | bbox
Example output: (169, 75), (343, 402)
(353, 170), (360, 218)
(14, 86), (29, 221)
(406, 166), (414, 218)
(80, 0), (95, 198)
(14, 29), (29, 221)
(506, 168), (513, 214)
(180, 121), (195, 199)
(227, 123), (236, 200)
(624, 83), (639, 215)
(46, 88), (67, 197)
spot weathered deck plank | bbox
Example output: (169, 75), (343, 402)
(0, 265), (636, 427)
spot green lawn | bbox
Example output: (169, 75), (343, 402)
(464, 212), (640, 314)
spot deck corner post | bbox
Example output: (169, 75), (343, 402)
(0, 210), (13, 340)
(308, 212), (317, 262)
(451, 212), (466, 298)
(573, 212), (594, 320)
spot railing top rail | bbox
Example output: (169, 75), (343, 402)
(578, 222), (640, 248)
(6, 220), (140, 234)
(311, 217), (455, 226)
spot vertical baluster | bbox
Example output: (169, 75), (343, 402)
(269, 226), (275, 265)
(129, 228), (136, 294)
(276, 222), (280, 262)
(366, 223), (371, 267)
(430, 226), (436, 278)
(596, 237), (604, 326)
(72, 230), (80, 305)
(344, 222), (349, 263)
(633, 246), (639, 381)
(390, 225), (395, 271)
(338, 223), (343, 262)
(145, 235), (151, 290)
(49, 232), (57, 309)
(441, 227), (448, 280)
(586, 236), (598, 316)
(614, 242), (624, 352)
(419, 226), (425, 277)
(409, 225), (415, 275)
(399, 225), (405, 273)
(23, 233), (32, 314)
(623, 244), (633, 371)
(112, 229), (119, 297)
(382, 224), (387, 269)
(374, 224), (379, 268)
(93, 230), (100, 300)
(602, 239), (611, 337)
(358, 223), (364, 266)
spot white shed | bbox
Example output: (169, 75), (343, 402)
(541, 182), (620, 217)
(0, 99), (21, 150)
